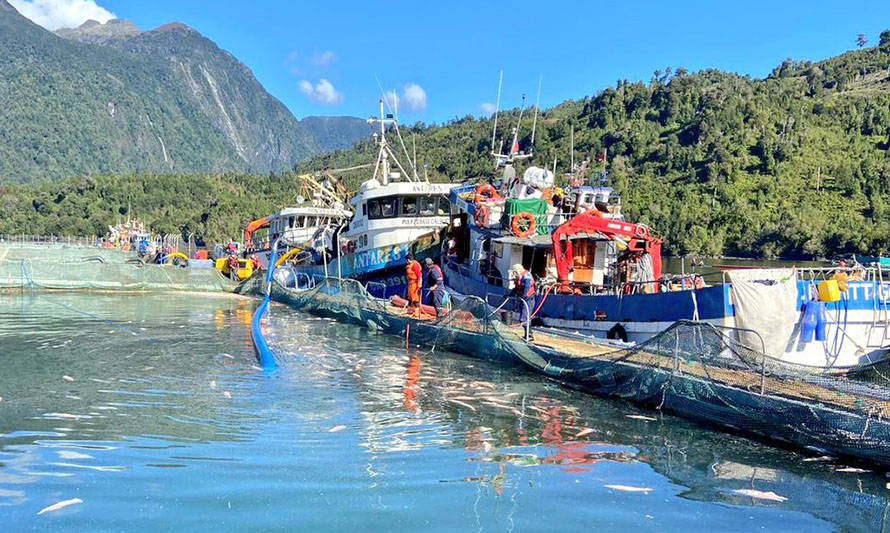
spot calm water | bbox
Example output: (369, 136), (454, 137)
(1, 292), (888, 532)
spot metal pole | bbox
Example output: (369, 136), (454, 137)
(322, 227), (329, 278)
(336, 230), (342, 280)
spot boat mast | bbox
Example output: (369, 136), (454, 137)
(367, 98), (418, 185)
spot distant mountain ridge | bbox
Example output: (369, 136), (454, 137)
(0, 2), (370, 183)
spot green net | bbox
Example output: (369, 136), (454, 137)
(0, 244), (236, 292)
(258, 273), (890, 466)
(500, 198), (549, 235)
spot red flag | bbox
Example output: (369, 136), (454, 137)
(511, 140), (520, 154)
(595, 152), (606, 162)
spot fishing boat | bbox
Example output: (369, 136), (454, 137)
(284, 101), (460, 297)
(439, 81), (890, 373)
(238, 173), (353, 269)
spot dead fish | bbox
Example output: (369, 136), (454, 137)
(836, 467), (871, 473)
(222, 391), (232, 399)
(37, 498), (83, 515)
(527, 405), (549, 415)
(731, 489), (787, 502)
(209, 380), (217, 389)
(626, 415), (657, 421)
(62, 375), (74, 382)
(802, 456), (834, 462)
(605, 485), (652, 493)
(328, 425), (346, 433)
(447, 399), (476, 412)
(575, 428), (595, 438)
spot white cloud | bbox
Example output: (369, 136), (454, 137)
(9, 0), (115, 30)
(310, 50), (336, 68)
(402, 83), (427, 111)
(480, 102), (497, 115)
(299, 79), (343, 105)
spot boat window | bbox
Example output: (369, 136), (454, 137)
(287, 217), (295, 229)
(437, 196), (450, 216)
(368, 197), (399, 219)
(381, 198), (397, 217)
(362, 203), (367, 216)
(368, 201), (382, 219)
(402, 196), (418, 216)
(419, 196), (436, 216)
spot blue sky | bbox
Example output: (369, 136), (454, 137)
(12, 0), (890, 123)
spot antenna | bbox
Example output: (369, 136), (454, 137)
(530, 75), (542, 149)
(490, 70), (503, 153)
(511, 93), (526, 155)
(570, 124), (574, 173)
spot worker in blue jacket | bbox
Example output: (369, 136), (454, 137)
(425, 257), (446, 317)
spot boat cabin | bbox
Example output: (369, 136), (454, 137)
(344, 181), (456, 252)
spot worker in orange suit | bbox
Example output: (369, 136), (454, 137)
(405, 251), (423, 316)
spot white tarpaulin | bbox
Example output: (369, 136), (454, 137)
(728, 268), (798, 358)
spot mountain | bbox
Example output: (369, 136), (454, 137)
(0, 3), (370, 183)
(298, 35), (890, 259)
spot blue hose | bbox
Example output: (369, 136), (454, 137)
(250, 243), (280, 370)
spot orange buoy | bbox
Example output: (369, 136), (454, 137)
(511, 211), (536, 238)
(473, 183), (501, 204)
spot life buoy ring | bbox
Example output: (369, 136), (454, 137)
(511, 211), (536, 238)
(635, 225), (647, 237)
(474, 184), (501, 204)
(474, 204), (489, 227)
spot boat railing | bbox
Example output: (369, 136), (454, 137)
(485, 293), (530, 342)
(365, 281), (389, 299)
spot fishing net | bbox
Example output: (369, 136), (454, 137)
(260, 274), (890, 465)
(0, 245), (236, 292)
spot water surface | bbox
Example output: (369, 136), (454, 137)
(0, 292), (887, 531)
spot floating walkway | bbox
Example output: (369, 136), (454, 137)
(248, 274), (890, 467)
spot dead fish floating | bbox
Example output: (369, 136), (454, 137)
(605, 484), (652, 493)
(575, 428), (595, 438)
(447, 399), (476, 412)
(626, 415), (657, 421)
(38, 498), (83, 515)
(328, 425), (346, 433)
(835, 466), (871, 473)
(731, 489), (788, 502)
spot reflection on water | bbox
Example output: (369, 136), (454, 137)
(0, 292), (887, 531)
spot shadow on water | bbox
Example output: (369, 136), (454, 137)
(0, 291), (887, 531)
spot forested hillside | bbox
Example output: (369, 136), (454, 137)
(0, 1), (368, 183)
(2, 31), (890, 259)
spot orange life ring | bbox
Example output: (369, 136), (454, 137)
(511, 211), (536, 238)
(474, 204), (489, 227)
(585, 208), (603, 217)
(474, 183), (501, 204)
